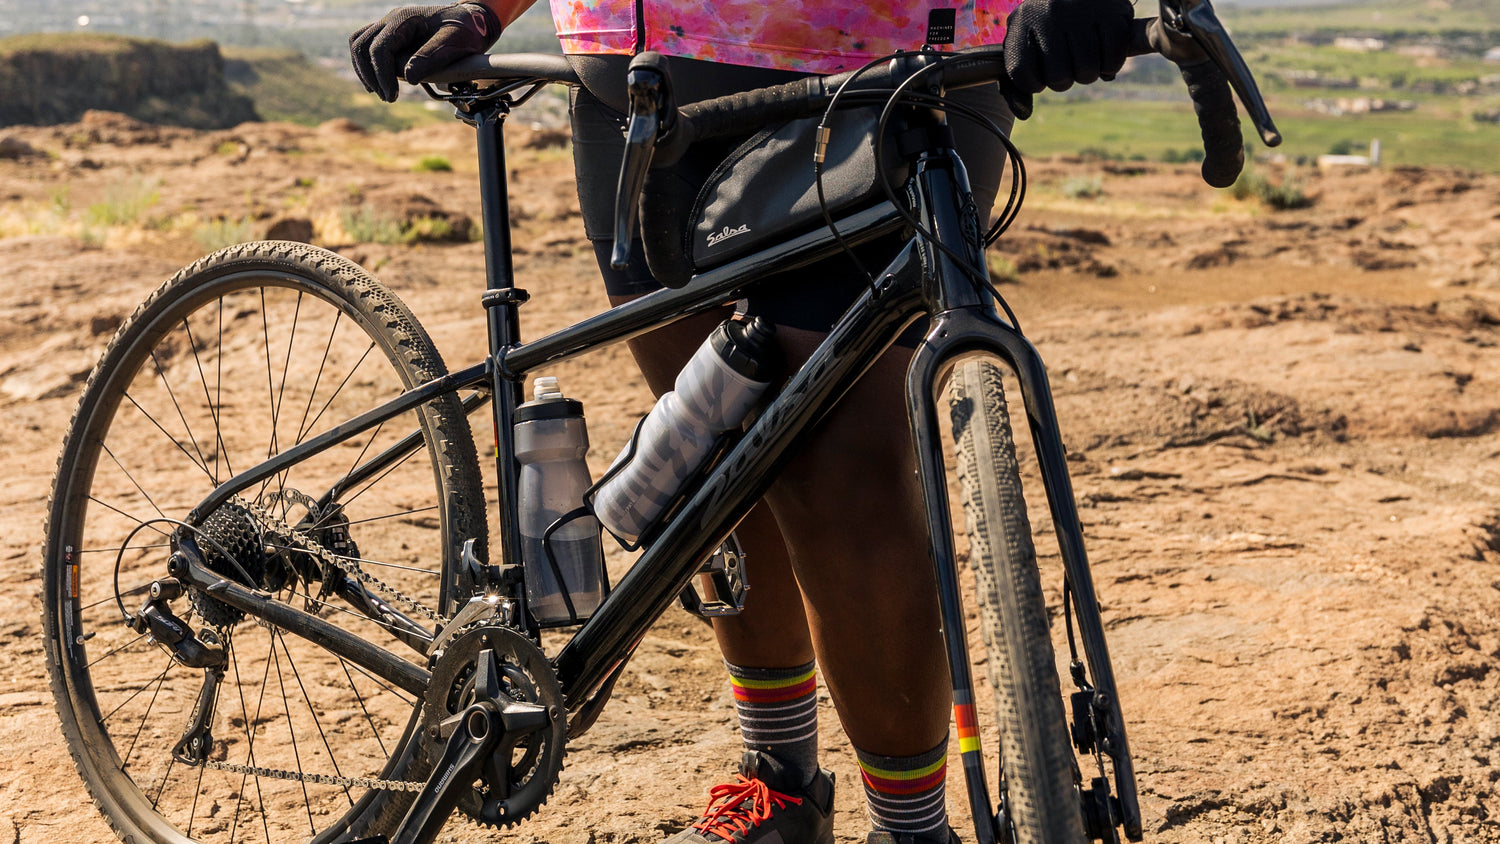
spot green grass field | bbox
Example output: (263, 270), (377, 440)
(1225, 0), (1498, 36)
(1010, 93), (1500, 173)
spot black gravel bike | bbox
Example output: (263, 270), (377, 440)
(41, 2), (1279, 843)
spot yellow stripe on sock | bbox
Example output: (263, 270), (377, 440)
(729, 668), (817, 690)
(857, 754), (947, 782)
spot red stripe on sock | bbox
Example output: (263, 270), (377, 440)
(732, 676), (816, 703)
(861, 765), (947, 796)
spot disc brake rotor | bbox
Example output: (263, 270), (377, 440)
(424, 624), (566, 827)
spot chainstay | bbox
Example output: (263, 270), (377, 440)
(202, 759), (425, 792)
(233, 495), (447, 626)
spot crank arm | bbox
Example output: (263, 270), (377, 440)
(390, 701), (505, 844)
(390, 647), (553, 844)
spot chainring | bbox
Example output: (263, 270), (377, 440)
(424, 624), (567, 827)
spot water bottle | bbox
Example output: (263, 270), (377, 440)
(594, 315), (778, 544)
(514, 376), (606, 623)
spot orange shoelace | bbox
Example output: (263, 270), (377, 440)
(691, 774), (805, 840)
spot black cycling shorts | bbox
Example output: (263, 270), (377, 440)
(567, 54), (1014, 342)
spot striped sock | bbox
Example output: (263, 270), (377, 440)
(856, 739), (949, 837)
(727, 660), (820, 787)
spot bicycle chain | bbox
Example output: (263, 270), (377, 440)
(202, 759), (425, 792)
(234, 495), (447, 626)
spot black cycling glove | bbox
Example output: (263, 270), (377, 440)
(350, 3), (502, 102)
(1001, 0), (1135, 119)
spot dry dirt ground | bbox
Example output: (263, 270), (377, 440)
(0, 111), (1498, 844)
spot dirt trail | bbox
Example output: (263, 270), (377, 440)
(1, 114), (1498, 843)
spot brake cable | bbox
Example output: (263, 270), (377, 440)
(811, 50), (1029, 330)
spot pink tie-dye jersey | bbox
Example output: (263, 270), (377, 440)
(549, 1), (1020, 73)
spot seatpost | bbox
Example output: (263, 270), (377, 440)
(470, 101), (530, 605)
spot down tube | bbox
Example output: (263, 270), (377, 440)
(553, 257), (926, 707)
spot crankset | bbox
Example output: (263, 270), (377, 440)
(401, 623), (566, 838)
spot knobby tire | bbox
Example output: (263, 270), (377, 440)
(950, 359), (1084, 844)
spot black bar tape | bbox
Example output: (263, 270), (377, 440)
(1178, 59), (1244, 188)
(677, 78), (823, 143)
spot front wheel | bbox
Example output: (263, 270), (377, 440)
(42, 242), (488, 844)
(949, 359), (1085, 844)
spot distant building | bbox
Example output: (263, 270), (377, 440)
(1318, 139), (1383, 169)
(1334, 36), (1386, 52)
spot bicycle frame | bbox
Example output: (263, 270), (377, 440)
(174, 89), (1139, 843)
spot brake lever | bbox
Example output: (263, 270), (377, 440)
(1158, 0), (1281, 146)
(610, 52), (676, 270)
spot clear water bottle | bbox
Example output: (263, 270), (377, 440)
(514, 376), (605, 623)
(594, 315), (777, 544)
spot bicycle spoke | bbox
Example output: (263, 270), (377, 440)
(339, 658), (388, 757)
(86, 494), (172, 537)
(300, 341), (377, 439)
(266, 293), (304, 499)
(334, 441), (421, 514)
(150, 754), (177, 809)
(121, 660), (174, 770)
(150, 348), (213, 486)
(96, 644), (163, 718)
(263, 545), (438, 576)
(277, 630), (354, 807)
(269, 630), (317, 834)
(334, 504), (440, 529)
(285, 579), (425, 641)
(99, 441), (168, 522)
(182, 315), (229, 486)
(91, 633), (151, 672)
(120, 393), (215, 483)
(84, 583), (153, 612)
(294, 309), (342, 445)
(217, 298), (235, 479)
(186, 752), (206, 836)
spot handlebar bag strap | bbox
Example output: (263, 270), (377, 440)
(641, 108), (907, 289)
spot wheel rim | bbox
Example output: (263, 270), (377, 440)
(48, 269), (463, 843)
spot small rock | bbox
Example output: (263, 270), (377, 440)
(264, 217), (315, 243)
(0, 135), (39, 159)
(317, 117), (366, 135)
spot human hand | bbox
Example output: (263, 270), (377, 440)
(1001, 0), (1135, 119)
(350, 3), (502, 102)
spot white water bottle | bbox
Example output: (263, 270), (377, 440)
(594, 315), (777, 544)
(514, 377), (605, 623)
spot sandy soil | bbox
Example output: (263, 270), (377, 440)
(0, 111), (1498, 844)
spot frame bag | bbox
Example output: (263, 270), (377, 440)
(640, 108), (907, 289)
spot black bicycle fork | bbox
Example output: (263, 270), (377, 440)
(902, 145), (1141, 842)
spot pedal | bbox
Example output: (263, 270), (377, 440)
(678, 534), (748, 619)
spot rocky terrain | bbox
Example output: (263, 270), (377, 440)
(0, 110), (1498, 843)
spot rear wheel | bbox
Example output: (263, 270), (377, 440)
(949, 359), (1084, 844)
(42, 242), (487, 843)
